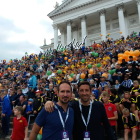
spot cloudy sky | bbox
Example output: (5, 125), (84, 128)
(0, 0), (62, 62)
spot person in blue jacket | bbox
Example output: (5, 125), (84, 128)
(91, 85), (99, 100)
(25, 98), (34, 125)
(28, 70), (37, 99)
(0, 92), (12, 138)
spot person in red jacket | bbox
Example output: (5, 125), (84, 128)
(102, 91), (118, 140)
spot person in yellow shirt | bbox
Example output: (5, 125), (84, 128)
(103, 54), (110, 61)
(56, 76), (62, 85)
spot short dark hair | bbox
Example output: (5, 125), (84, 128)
(57, 81), (72, 93)
(129, 56), (133, 58)
(30, 70), (34, 73)
(127, 63), (132, 66)
(110, 89), (118, 95)
(78, 81), (91, 91)
(21, 95), (25, 99)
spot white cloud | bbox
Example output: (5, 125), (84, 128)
(0, 0), (62, 61)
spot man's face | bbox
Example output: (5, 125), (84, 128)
(30, 72), (33, 76)
(78, 85), (91, 103)
(18, 90), (21, 95)
(128, 65), (132, 69)
(57, 83), (72, 104)
(137, 57), (140, 61)
(19, 96), (24, 101)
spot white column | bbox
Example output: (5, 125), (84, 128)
(60, 29), (65, 46)
(53, 24), (58, 49)
(116, 4), (127, 38)
(80, 16), (87, 45)
(66, 20), (72, 44)
(136, 0), (140, 24)
(72, 26), (78, 43)
(99, 9), (107, 41)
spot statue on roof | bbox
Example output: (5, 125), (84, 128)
(44, 38), (46, 46)
(54, 2), (59, 9)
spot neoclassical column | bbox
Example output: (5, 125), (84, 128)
(99, 9), (107, 41)
(136, 0), (140, 24)
(52, 24), (58, 49)
(72, 26), (78, 43)
(60, 28), (65, 46)
(80, 15), (87, 45)
(66, 20), (72, 44)
(116, 3), (127, 38)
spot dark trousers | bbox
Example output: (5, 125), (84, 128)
(28, 87), (37, 99)
(2, 116), (9, 135)
(104, 125), (117, 140)
(119, 85), (133, 94)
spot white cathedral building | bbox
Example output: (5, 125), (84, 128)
(40, 0), (140, 51)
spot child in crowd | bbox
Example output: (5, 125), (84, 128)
(109, 89), (121, 113)
(25, 98), (34, 125)
(122, 108), (138, 140)
(53, 85), (58, 102)
(90, 79), (96, 88)
(104, 85), (111, 95)
(10, 106), (28, 140)
(99, 76), (109, 92)
(0, 92), (12, 138)
(90, 94), (97, 101)
(47, 84), (54, 101)
(91, 85), (99, 100)
(130, 80), (140, 101)
(102, 91), (118, 140)
(115, 80), (120, 91)
(119, 91), (136, 114)
(33, 90), (44, 118)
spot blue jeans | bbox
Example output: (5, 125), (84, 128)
(2, 116), (9, 135)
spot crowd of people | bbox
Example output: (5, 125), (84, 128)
(0, 31), (140, 140)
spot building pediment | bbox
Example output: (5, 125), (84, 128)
(48, 0), (103, 18)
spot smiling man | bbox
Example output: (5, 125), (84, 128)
(29, 81), (74, 140)
(45, 81), (116, 140)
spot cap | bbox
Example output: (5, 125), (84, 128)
(35, 90), (42, 94)
(28, 98), (33, 102)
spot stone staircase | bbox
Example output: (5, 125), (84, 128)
(1, 114), (35, 140)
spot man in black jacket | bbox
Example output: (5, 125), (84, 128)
(125, 64), (137, 80)
(45, 81), (116, 140)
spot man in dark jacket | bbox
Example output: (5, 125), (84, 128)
(0, 92), (12, 138)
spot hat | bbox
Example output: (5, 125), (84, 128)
(28, 98), (33, 102)
(35, 90), (42, 94)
